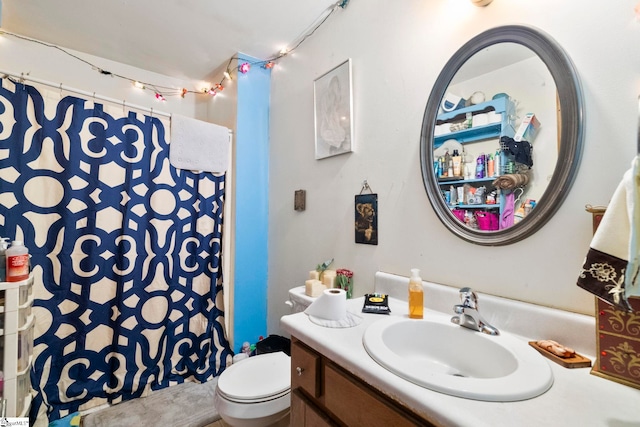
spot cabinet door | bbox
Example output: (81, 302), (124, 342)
(291, 389), (338, 427)
(323, 362), (431, 427)
(291, 340), (321, 398)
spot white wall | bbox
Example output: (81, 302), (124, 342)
(268, 0), (640, 334)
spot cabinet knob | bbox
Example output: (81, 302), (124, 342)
(296, 367), (304, 376)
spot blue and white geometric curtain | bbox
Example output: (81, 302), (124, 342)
(0, 78), (233, 422)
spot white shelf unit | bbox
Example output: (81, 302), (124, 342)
(0, 274), (35, 417)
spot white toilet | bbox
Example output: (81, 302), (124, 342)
(214, 287), (315, 427)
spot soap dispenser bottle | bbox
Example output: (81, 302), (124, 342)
(408, 268), (423, 319)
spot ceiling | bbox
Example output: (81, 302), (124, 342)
(1, 0), (338, 81)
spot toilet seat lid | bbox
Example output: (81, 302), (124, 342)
(218, 351), (291, 402)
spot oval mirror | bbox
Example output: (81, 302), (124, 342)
(420, 25), (584, 246)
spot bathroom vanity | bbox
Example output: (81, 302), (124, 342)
(281, 272), (640, 427)
(290, 338), (430, 426)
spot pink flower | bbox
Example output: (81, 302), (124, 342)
(336, 269), (353, 278)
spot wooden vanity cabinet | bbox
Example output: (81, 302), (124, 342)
(291, 337), (435, 427)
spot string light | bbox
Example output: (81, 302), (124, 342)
(0, 0), (350, 103)
(208, 0), (350, 97)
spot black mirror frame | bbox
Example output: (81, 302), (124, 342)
(420, 25), (584, 246)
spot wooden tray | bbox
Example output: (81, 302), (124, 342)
(528, 341), (592, 369)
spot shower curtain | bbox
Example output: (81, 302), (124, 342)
(0, 78), (232, 422)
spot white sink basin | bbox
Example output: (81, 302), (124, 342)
(363, 315), (553, 401)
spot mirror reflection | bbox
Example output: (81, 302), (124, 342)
(432, 43), (557, 232)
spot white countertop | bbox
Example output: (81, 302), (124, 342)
(281, 295), (640, 427)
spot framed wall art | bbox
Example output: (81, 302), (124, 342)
(314, 59), (353, 159)
(355, 193), (378, 245)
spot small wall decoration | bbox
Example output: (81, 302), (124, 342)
(294, 189), (306, 211)
(314, 59), (353, 159)
(355, 181), (378, 245)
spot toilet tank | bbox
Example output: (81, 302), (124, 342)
(286, 286), (316, 313)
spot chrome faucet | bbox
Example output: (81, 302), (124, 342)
(451, 287), (499, 335)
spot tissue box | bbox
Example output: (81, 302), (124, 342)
(592, 297), (640, 390)
(514, 113), (540, 142)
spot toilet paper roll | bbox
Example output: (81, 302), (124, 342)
(487, 111), (502, 123)
(304, 288), (347, 320)
(472, 113), (489, 127)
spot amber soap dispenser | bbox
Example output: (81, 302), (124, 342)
(408, 268), (423, 319)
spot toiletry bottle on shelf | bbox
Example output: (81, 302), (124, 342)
(6, 240), (29, 282)
(494, 149), (501, 177)
(0, 238), (9, 282)
(408, 268), (423, 319)
(464, 162), (472, 180)
(462, 149), (470, 180)
(452, 150), (462, 177)
(443, 151), (451, 178)
(514, 205), (525, 224)
(487, 154), (494, 177)
(449, 186), (457, 206)
(475, 154), (485, 179)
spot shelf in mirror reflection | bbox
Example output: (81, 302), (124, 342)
(434, 97), (515, 145)
(434, 123), (503, 145)
(437, 176), (497, 186)
(449, 204), (499, 210)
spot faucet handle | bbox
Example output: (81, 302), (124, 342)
(459, 287), (478, 308)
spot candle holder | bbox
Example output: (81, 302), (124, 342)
(336, 269), (354, 299)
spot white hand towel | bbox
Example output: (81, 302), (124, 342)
(170, 114), (231, 173)
(577, 157), (640, 311)
(625, 156), (640, 300)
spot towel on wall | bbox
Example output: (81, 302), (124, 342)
(170, 114), (231, 173)
(577, 157), (640, 311)
(625, 156), (640, 300)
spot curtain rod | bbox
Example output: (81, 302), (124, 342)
(0, 69), (172, 118)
